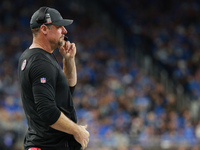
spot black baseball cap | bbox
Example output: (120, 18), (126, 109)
(30, 7), (73, 29)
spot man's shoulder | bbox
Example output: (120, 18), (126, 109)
(20, 48), (54, 63)
(19, 48), (59, 72)
(20, 48), (45, 58)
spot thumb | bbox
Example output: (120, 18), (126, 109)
(83, 124), (88, 129)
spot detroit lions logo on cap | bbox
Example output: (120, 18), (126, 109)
(46, 13), (52, 24)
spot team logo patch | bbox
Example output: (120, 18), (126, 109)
(46, 13), (52, 24)
(40, 78), (46, 83)
(21, 59), (27, 71)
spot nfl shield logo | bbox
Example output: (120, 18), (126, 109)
(40, 78), (46, 83)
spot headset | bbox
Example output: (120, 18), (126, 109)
(36, 7), (49, 24)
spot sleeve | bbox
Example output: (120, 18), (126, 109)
(30, 58), (61, 125)
(69, 85), (76, 95)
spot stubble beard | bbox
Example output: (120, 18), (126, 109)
(58, 37), (65, 47)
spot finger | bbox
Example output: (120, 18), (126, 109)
(87, 130), (90, 137)
(80, 125), (87, 129)
(68, 43), (73, 51)
(85, 138), (89, 147)
(84, 139), (88, 148)
(86, 137), (89, 144)
(81, 142), (86, 150)
(66, 41), (70, 45)
(65, 41), (70, 50)
(71, 43), (75, 50)
(62, 40), (67, 47)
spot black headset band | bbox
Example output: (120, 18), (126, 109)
(36, 7), (49, 24)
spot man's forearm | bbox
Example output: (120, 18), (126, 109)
(63, 58), (77, 86)
(50, 112), (90, 149)
(50, 112), (79, 135)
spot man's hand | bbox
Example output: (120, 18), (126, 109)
(73, 125), (90, 150)
(59, 41), (76, 59)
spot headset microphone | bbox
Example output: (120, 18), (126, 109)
(64, 36), (68, 41)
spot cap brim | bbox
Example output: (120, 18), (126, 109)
(53, 19), (73, 26)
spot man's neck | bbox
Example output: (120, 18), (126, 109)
(29, 37), (54, 53)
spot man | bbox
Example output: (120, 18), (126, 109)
(18, 7), (89, 150)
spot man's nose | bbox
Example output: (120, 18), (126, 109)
(62, 26), (67, 34)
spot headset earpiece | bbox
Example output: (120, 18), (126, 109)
(36, 7), (49, 24)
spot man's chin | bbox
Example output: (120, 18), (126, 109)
(58, 40), (65, 47)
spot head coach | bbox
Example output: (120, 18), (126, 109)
(18, 6), (89, 150)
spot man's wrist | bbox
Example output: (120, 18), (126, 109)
(71, 124), (80, 136)
(63, 57), (75, 62)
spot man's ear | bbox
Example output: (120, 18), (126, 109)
(40, 25), (48, 35)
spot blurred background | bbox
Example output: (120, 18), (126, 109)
(0, 0), (200, 149)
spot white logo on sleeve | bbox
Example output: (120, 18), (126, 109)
(40, 77), (46, 83)
(21, 59), (27, 71)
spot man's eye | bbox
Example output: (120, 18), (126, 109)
(56, 25), (62, 28)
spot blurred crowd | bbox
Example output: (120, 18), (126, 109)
(101, 0), (200, 99)
(0, 0), (200, 150)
